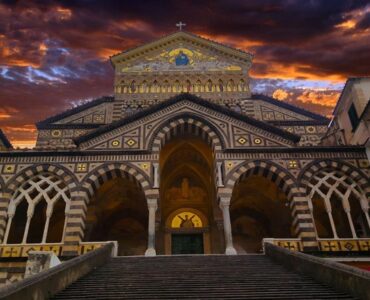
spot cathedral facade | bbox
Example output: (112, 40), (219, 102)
(0, 31), (369, 284)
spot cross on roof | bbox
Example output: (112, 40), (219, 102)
(176, 21), (186, 31)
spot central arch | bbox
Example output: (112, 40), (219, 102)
(158, 122), (219, 254)
(149, 114), (225, 154)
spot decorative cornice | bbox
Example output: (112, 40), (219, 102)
(0, 146), (366, 158)
(267, 120), (330, 126)
(36, 96), (114, 129)
(251, 94), (329, 122)
(74, 93), (301, 145)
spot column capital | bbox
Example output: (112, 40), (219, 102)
(219, 197), (231, 209)
(147, 198), (158, 210)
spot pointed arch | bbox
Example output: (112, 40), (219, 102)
(225, 160), (298, 199)
(195, 80), (202, 92)
(218, 79), (224, 92)
(238, 79), (245, 92)
(206, 80), (213, 92)
(81, 163), (151, 200)
(149, 114), (225, 155)
(227, 80), (235, 92)
(130, 80), (136, 93)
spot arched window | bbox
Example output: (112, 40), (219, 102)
(5, 173), (70, 244)
(186, 80), (192, 92)
(130, 80), (136, 93)
(171, 212), (203, 228)
(206, 80), (213, 92)
(163, 80), (170, 93)
(307, 169), (370, 238)
(174, 80), (181, 93)
(227, 80), (235, 92)
(195, 80), (202, 92)
(140, 81), (148, 93)
(238, 80), (245, 92)
(218, 80), (224, 92)
(151, 80), (159, 93)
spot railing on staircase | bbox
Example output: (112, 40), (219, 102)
(0, 242), (116, 300)
(263, 237), (370, 252)
(264, 241), (370, 300)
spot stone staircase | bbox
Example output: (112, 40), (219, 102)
(52, 255), (356, 299)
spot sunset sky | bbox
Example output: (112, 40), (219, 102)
(0, 0), (370, 148)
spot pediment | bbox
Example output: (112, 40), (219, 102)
(76, 94), (300, 151)
(110, 31), (253, 73)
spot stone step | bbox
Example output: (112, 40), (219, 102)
(52, 255), (356, 299)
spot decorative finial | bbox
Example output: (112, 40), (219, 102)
(176, 21), (186, 31)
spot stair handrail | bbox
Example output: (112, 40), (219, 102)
(264, 241), (370, 300)
(0, 242), (116, 300)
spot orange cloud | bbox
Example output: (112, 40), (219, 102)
(251, 60), (346, 82)
(0, 107), (19, 119)
(272, 89), (289, 100)
(297, 90), (340, 107)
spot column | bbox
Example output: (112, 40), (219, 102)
(145, 198), (158, 256)
(216, 162), (224, 187)
(360, 198), (370, 230)
(219, 197), (237, 255)
(42, 204), (54, 243)
(61, 191), (87, 256)
(324, 198), (338, 239)
(22, 205), (35, 244)
(342, 198), (357, 238)
(153, 163), (159, 188)
(3, 202), (16, 244)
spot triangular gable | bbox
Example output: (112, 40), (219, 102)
(251, 94), (329, 122)
(110, 31), (253, 68)
(36, 96), (114, 129)
(75, 94), (300, 151)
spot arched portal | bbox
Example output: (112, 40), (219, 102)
(230, 175), (293, 253)
(84, 175), (148, 256)
(159, 135), (217, 254)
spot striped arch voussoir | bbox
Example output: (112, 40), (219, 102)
(81, 163), (151, 199)
(5, 164), (77, 195)
(299, 159), (370, 196)
(226, 160), (299, 199)
(150, 114), (224, 154)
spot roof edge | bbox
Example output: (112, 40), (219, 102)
(0, 129), (13, 149)
(75, 93), (301, 145)
(251, 94), (330, 121)
(36, 96), (114, 129)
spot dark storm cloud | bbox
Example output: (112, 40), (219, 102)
(0, 0), (369, 146)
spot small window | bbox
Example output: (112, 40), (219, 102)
(348, 103), (360, 130)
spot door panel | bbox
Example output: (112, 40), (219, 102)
(171, 233), (204, 254)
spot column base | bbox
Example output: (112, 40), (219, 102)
(225, 246), (237, 255)
(145, 248), (156, 256)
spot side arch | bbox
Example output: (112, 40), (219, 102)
(0, 164), (77, 244)
(299, 159), (370, 196)
(299, 159), (370, 239)
(5, 164), (78, 195)
(80, 162), (151, 200)
(148, 113), (226, 155)
(224, 160), (317, 251)
(225, 160), (299, 199)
